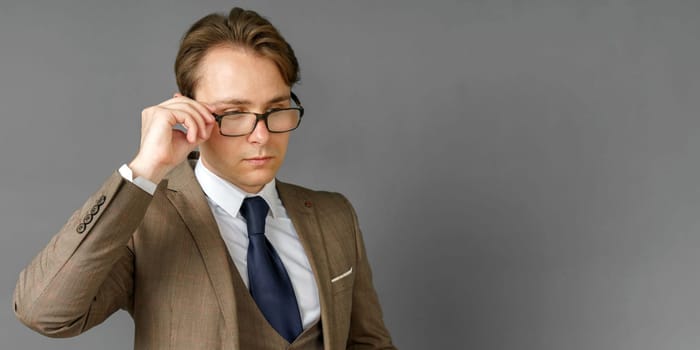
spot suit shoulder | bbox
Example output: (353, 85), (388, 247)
(276, 181), (353, 209)
(276, 180), (342, 197)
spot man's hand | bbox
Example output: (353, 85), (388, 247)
(129, 94), (216, 183)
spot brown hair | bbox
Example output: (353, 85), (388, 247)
(174, 7), (300, 98)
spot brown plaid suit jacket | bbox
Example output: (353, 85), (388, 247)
(14, 160), (396, 349)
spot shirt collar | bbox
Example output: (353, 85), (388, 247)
(194, 159), (281, 219)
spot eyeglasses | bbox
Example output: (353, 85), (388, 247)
(212, 92), (304, 137)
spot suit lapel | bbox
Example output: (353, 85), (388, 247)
(164, 161), (240, 348)
(277, 181), (336, 349)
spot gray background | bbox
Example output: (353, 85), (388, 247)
(1, 0), (699, 349)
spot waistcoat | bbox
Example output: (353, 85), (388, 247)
(230, 258), (324, 350)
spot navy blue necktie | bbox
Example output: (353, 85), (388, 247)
(240, 196), (302, 343)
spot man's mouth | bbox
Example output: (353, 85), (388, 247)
(244, 156), (273, 166)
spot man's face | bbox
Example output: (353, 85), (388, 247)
(194, 46), (292, 193)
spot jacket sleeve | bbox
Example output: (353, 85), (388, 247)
(13, 171), (166, 338)
(339, 195), (398, 350)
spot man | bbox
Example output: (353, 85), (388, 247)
(13, 7), (396, 350)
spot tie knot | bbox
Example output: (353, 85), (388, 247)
(240, 196), (269, 235)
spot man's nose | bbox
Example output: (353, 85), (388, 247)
(247, 118), (270, 144)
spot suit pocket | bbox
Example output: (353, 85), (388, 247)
(330, 267), (354, 294)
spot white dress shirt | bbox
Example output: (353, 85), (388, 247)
(119, 162), (321, 329)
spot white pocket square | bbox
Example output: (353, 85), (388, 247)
(331, 267), (353, 283)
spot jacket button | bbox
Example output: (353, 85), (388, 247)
(90, 205), (100, 215)
(96, 195), (106, 206)
(304, 200), (313, 208)
(82, 214), (93, 224)
(76, 223), (86, 234)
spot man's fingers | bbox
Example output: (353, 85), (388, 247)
(161, 96), (216, 124)
(168, 102), (209, 139)
(188, 100), (216, 124)
(157, 99), (211, 139)
(169, 109), (199, 144)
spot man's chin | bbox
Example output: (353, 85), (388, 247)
(232, 173), (276, 193)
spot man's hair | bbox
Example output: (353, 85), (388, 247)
(174, 7), (300, 98)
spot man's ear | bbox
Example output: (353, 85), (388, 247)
(174, 92), (183, 98)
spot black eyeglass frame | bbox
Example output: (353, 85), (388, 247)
(212, 92), (304, 137)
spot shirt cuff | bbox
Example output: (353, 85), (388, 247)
(118, 164), (157, 195)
